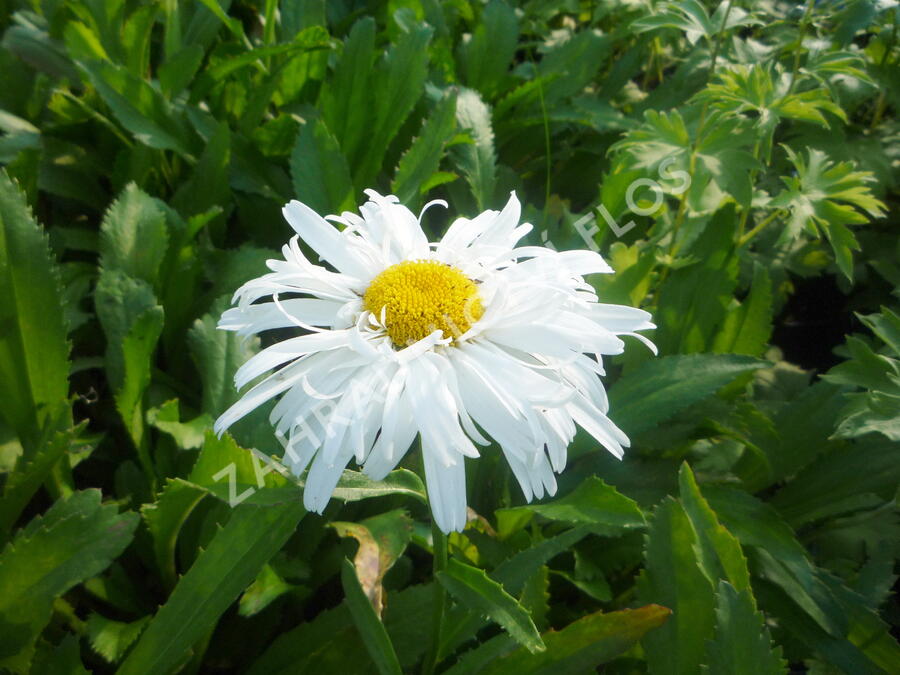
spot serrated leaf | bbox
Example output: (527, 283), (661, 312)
(637, 497), (716, 675)
(498, 477), (645, 530)
(319, 17), (375, 171)
(99, 183), (169, 287)
(290, 117), (354, 215)
(712, 262), (773, 356)
(118, 500), (305, 675)
(518, 566), (550, 632)
(0, 170), (70, 451)
(438, 558), (545, 654)
(653, 208), (740, 353)
(238, 563), (294, 617)
(0, 490), (138, 671)
(446, 604), (671, 675)
(703, 486), (845, 636)
(678, 463), (751, 592)
(391, 90), (458, 207)
(703, 581), (786, 674)
(492, 525), (596, 595)
(694, 65), (845, 161)
(86, 614), (150, 664)
(188, 297), (260, 417)
(608, 354), (768, 436)
(340, 558), (403, 675)
(452, 88), (497, 209)
(94, 270), (159, 391)
(146, 399), (212, 450)
(30, 634), (89, 675)
(768, 440), (900, 528)
(115, 306), (164, 465)
(141, 478), (207, 589)
(456, 1), (518, 98)
(0, 417), (81, 535)
(771, 147), (885, 280)
(354, 25), (432, 187)
(171, 120), (231, 217)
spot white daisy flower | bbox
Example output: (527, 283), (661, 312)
(214, 190), (655, 533)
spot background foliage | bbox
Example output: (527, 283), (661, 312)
(0, 0), (898, 672)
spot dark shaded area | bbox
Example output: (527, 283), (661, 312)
(772, 274), (859, 372)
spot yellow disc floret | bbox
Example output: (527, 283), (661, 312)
(363, 260), (484, 347)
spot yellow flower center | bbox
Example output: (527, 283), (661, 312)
(363, 260), (484, 347)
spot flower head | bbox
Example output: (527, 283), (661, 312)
(214, 190), (655, 532)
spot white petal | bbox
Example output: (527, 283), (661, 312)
(423, 450), (467, 533)
(219, 298), (344, 335)
(283, 200), (371, 278)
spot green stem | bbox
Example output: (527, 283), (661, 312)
(735, 137), (762, 241)
(738, 209), (782, 247)
(870, 15), (897, 129)
(785, 0), (816, 97)
(535, 55), (552, 217)
(421, 521), (448, 675)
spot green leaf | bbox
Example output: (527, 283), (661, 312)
(770, 147), (885, 280)
(340, 558), (403, 675)
(438, 558), (545, 654)
(678, 463), (751, 593)
(768, 440), (900, 528)
(452, 88), (497, 209)
(238, 564), (295, 617)
(86, 614), (150, 664)
(141, 477), (207, 589)
(146, 399), (212, 451)
(115, 306), (164, 472)
(171, 121), (231, 216)
(0, 170), (70, 451)
(354, 25), (433, 187)
(290, 118), (354, 215)
(446, 605), (671, 675)
(703, 581), (786, 675)
(247, 598), (368, 674)
(118, 500), (305, 675)
(694, 65), (845, 161)
(703, 487), (844, 636)
(608, 354), (768, 436)
(31, 634), (89, 675)
(158, 44), (204, 98)
(188, 431), (293, 505)
(330, 468), (427, 504)
(456, 0), (518, 98)
(391, 90), (458, 207)
(319, 17), (376, 172)
(81, 60), (194, 156)
(637, 497), (716, 675)
(0, 490), (138, 671)
(497, 477), (645, 531)
(188, 297), (260, 417)
(332, 510), (413, 616)
(712, 262), (773, 356)
(653, 208), (740, 354)
(492, 525), (597, 595)
(94, 270), (159, 391)
(0, 418), (81, 535)
(99, 183), (169, 287)
(1, 20), (79, 81)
